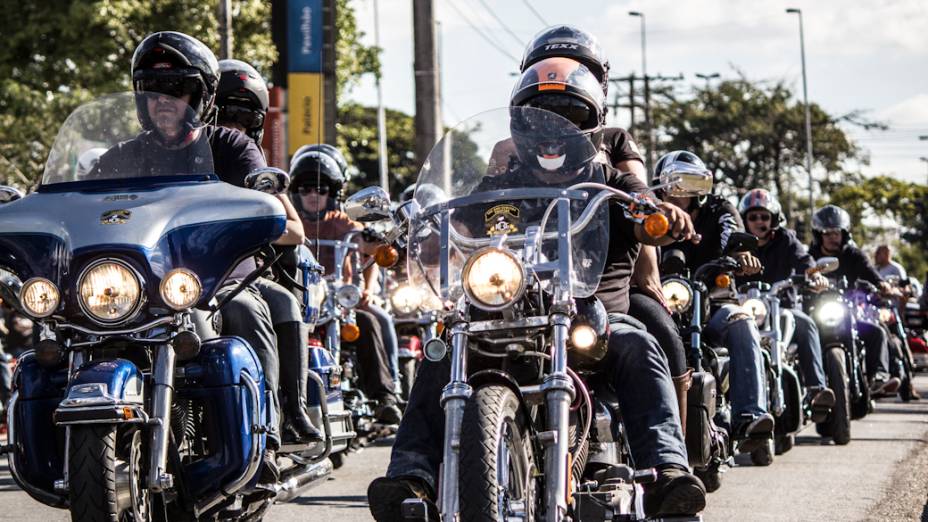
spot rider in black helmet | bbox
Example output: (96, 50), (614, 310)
(216, 59), (270, 144)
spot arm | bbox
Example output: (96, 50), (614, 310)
(272, 194), (306, 245)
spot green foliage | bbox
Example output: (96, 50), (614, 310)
(336, 102), (417, 196)
(335, 0), (380, 98)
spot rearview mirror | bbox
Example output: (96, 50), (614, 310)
(661, 249), (687, 276)
(725, 231), (758, 254)
(658, 164), (713, 197)
(814, 256), (839, 275)
(244, 167), (290, 195)
(0, 186), (24, 204)
(345, 186), (392, 222)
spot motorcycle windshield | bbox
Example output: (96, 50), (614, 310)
(41, 92), (214, 187)
(408, 107), (609, 304)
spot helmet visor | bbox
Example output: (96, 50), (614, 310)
(523, 94), (597, 131)
(218, 104), (265, 130)
(135, 71), (203, 100)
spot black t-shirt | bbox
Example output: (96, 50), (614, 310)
(669, 195), (743, 272)
(459, 164), (645, 314)
(602, 127), (645, 167)
(810, 243), (882, 287)
(738, 227), (814, 285)
(94, 126), (265, 186)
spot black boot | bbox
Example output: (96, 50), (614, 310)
(643, 465), (707, 518)
(276, 321), (323, 442)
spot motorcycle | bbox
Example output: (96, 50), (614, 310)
(346, 107), (704, 521)
(0, 93), (347, 520)
(383, 266), (439, 399)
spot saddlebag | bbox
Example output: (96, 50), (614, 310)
(686, 371), (718, 467)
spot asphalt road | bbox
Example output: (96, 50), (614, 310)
(1, 377), (927, 521)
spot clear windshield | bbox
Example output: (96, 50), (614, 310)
(42, 92), (214, 186)
(408, 106), (609, 304)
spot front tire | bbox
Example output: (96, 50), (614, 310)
(818, 347), (851, 445)
(459, 385), (536, 522)
(69, 425), (149, 522)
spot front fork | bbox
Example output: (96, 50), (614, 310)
(542, 313), (575, 522)
(769, 299), (785, 416)
(439, 324), (471, 520)
(149, 344), (177, 492)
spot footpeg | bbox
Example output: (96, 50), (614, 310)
(401, 498), (431, 521)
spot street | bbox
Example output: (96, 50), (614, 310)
(1, 377), (926, 521)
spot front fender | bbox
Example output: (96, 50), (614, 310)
(54, 358), (146, 425)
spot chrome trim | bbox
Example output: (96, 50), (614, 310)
(6, 391), (69, 507)
(468, 316), (549, 334)
(662, 277), (694, 314)
(57, 315), (175, 337)
(159, 268), (202, 311)
(148, 344), (175, 493)
(194, 370), (264, 517)
(76, 258), (146, 327)
(439, 325), (471, 520)
(461, 247), (527, 312)
(20, 277), (60, 319)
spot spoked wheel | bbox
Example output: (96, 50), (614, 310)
(459, 385), (536, 521)
(69, 425), (150, 522)
(818, 347), (851, 445)
(851, 362), (872, 420)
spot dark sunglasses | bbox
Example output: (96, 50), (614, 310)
(218, 104), (265, 130)
(525, 94), (597, 130)
(747, 213), (771, 222)
(136, 76), (202, 100)
(297, 185), (330, 196)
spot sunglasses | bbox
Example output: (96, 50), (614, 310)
(297, 185), (330, 196)
(747, 213), (771, 222)
(218, 104), (265, 130)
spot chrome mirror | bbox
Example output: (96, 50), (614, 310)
(345, 186), (392, 222)
(658, 165), (713, 198)
(0, 186), (24, 204)
(815, 256), (840, 275)
(244, 167), (289, 195)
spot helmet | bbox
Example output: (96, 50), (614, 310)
(289, 151), (346, 212)
(510, 57), (606, 171)
(812, 204), (852, 247)
(738, 189), (784, 229)
(131, 32), (220, 135)
(653, 150), (713, 201)
(216, 59), (269, 143)
(520, 25), (610, 97)
(76, 147), (108, 177)
(293, 143), (349, 175)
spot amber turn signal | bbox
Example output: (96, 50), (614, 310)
(374, 244), (400, 267)
(341, 323), (361, 342)
(715, 274), (731, 289)
(644, 213), (669, 237)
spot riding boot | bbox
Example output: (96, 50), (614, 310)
(673, 368), (693, 437)
(276, 321), (323, 442)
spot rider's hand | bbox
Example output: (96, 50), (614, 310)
(734, 252), (762, 276)
(878, 281), (900, 297)
(656, 201), (696, 242)
(809, 273), (829, 293)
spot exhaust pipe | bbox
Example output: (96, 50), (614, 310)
(273, 459), (334, 503)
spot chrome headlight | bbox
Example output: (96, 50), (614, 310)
(742, 298), (768, 327)
(160, 268), (201, 310)
(336, 284), (362, 309)
(21, 278), (60, 318)
(462, 247), (525, 311)
(391, 284), (423, 315)
(662, 279), (693, 314)
(818, 300), (846, 328)
(78, 260), (143, 324)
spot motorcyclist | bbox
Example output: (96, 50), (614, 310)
(809, 205), (901, 395)
(368, 56), (706, 520)
(288, 150), (403, 424)
(655, 152), (782, 447)
(874, 244), (908, 281)
(215, 58), (322, 442)
(736, 190), (837, 418)
(515, 25), (691, 421)
(94, 31), (306, 479)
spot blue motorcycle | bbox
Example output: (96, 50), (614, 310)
(0, 93), (350, 521)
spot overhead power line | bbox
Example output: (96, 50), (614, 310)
(476, 0), (526, 48)
(444, 0), (520, 63)
(521, 0), (548, 26)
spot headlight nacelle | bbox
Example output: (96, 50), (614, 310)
(78, 260), (143, 324)
(160, 268), (202, 311)
(462, 248), (526, 311)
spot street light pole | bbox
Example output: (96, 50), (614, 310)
(920, 157), (928, 184)
(786, 7), (815, 236)
(628, 11), (653, 172)
(373, 0), (389, 192)
(695, 72), (720, 90)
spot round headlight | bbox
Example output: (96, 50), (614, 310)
(570, 324), (598, 350)
(78, 260), (142, 324)
(462, 248), (525, 311)
(818, 300), (846, 328)
(336, 284), (362, 309)
(160, 268), (201, 310)
(21, 278), (60, 318)
(661, 279), (693, 314)
(391, 284), (423, 315)
(742, 298), (768, 327)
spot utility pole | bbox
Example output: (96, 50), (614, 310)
(608, 73), (684, 161)
(787, 8), (815, 236)
(412, 0), (442, 166)
(218, 0), (233, 59)
(628, 11), (653, 172)
(373, 0), (389, 192)
(695, 72), (720, 90)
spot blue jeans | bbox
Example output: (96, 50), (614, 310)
(705, 304), (767, 421)
(364, 303), (400, 386)
(385, 313), (688, 492)
(788, 308), (827, 390)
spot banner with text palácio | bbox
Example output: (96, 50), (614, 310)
(287, 0), (324, 153)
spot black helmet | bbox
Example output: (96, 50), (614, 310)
(510, 56), (606, 169)
(131, 32), (219, 134)
(520, 25), (610, 97)
(653, 150), (713, 203)
(289, 151), (345, 212)
(812, 204), (852, 247)
(293, 143), (349, 175)
(216, 59), (269, 143)
(738, 189), (784, 229)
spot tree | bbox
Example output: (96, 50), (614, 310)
(337, 102), (417, 195)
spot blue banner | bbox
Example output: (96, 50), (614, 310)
(287, 0), (323, 72)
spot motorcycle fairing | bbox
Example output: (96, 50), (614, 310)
(54, 358), (145, 425)
(0, 181), (285, 306)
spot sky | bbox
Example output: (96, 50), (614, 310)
(343, 0), (928, 186)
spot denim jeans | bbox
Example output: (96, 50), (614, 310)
(858, 319), (890, 377)
(364, 303), (400, 385)
(628, 292), (688, 377)
(787, 308), (827, 389)
(385, 313), (688, 492)
(704, 304), (767, 421)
